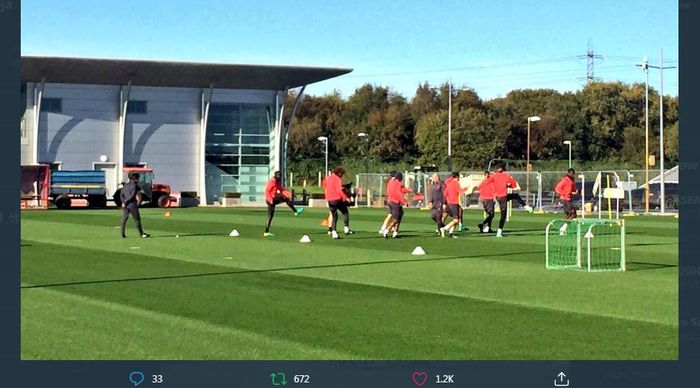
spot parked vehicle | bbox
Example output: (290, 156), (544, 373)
(112, 167), (172, 208)
(629, 182), (679, 210)
(50, 170), (107, 209)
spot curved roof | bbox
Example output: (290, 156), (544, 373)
(22, 56), (352, 90)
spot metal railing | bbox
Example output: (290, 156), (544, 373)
(351, 167), (678, 214)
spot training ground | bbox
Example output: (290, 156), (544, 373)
(21, 208), (677, 360)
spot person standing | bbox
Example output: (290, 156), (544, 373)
(491, 165), (532, 237)
(324, 167), (353, 239)
(440, 172), (464, 238)
(555, 168), (578, 234)
(383, 172), (411, 238)
(379, 171), (398, 234)
(264, 171), (304, 237)
(120, 173), (150, 239)
(428, 173), (447, 235)
(477, 171), (496, 233)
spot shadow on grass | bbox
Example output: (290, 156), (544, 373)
(627, 242), (677, 247)
(625, 261), (678, 271)
(21, 249), (542, 289)
(145, 233), (228, 239)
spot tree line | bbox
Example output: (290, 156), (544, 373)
(285, 81), (678, 183)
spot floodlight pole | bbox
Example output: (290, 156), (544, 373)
(564, 141), (572, 169)
(324, 138), (328, 176)
(646, 50), (676, 214)
(448, 78), (452, 172)
(358, 132), (369, 173)
(526, 116), (540, 205)
(318, 136), (329, 177)
(660, 49), (666, 214)
(527, 119), (531, 205)
(637, 57), (650, 214)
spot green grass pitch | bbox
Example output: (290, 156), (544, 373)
(21, 207), (678, 360)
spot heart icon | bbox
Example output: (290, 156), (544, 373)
(412, 371), (428, 387)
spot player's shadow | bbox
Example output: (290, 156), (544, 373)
(140, 233), (225, 239)
(625, 261), (677, 271)
(627, 242), (677, 247)
(21, 250), (542, 289)
(349, 232), (425, 240)
(473, 229), (542, 237)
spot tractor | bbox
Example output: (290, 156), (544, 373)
(113, 167), (172, 208)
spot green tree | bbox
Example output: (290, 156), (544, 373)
(415, 111), (448, 167)
(665, 121), (679, 163)
(451, 108), (499, 168)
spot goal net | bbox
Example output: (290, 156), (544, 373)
(545, 218), (626, 272)
(21, 165), (50, 210)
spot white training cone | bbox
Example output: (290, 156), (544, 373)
(299, 235), (311, 243)
(584, 230), (594, 239)
(411, 246), (426, 255)
(229, 229), (240, 237)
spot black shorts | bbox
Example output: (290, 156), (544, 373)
(482, 199), (495, 213)
(268, 196), (286, 206)
(563, 201), (577, 216)
(495, 196), (510, 213)
(431, 206), (443, 222)
(328, 200), (349, 214)
(388, 202), (404, 221)
(447, 203), (460, 218)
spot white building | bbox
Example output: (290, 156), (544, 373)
(21, 56), (351, 204)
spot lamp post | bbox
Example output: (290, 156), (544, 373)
(446, 80), (472, 172)
(637, 53), (676, 213)
(646, 49), (676, 214)
(526, 115), (541, 204)
(563, 140), (572, 169)
(357, 132), (369, 173)
(636, 57), (650, 213)
(317, 136), (328, 177)
(448, 80), (453, 171)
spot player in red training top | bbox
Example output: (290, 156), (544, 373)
(490, 164), (532, 237)
(324, 166), (353, 239)
(379, 171), (398, 234)
(440, 172), (466, 238)
(477, 171), (496, 233)
(555, 168), (578, 234)
(264, 171), (303, 237)
(382, 172), (412, 238)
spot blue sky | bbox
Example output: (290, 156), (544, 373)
(22, 0), (678, 100)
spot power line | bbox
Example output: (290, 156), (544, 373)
(339, 55), (582, 79)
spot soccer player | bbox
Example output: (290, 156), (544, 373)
(324, 166), (353, 239)
(379, 171), (398, 234)
(324, 181), (354, 235)
(428, 173), (446, 234)
(477, 171), (496, 233)
(120, 173), (150, 239)
(440, 172), (464, 238)
(555, 168), (578, 234)
(264, 171), (303, 237)
(491, 164), (532, 237)
(320, 176), (333, 235)
(383, 172), (411, 238)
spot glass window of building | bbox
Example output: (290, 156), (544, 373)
(41, 98), (62, 113)
(205, 103), (273, 204)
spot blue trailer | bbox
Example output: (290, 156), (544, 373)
(50, 170), (107, 209)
